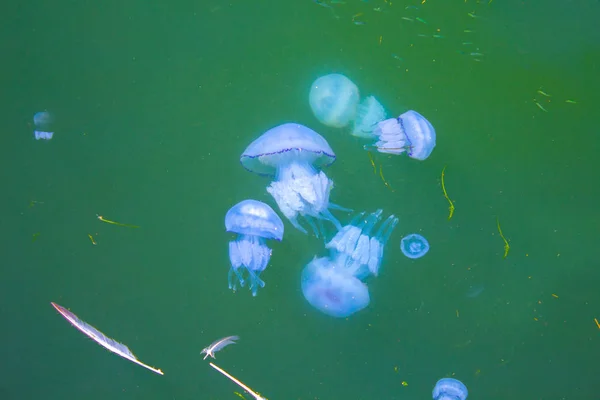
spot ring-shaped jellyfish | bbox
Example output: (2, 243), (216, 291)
(240, 123), (347, 237)
(301, 256), (370, 318)
(400, 233), (429, 259)
(432, 378), (468, 400)
(33, 111), (54, 140)
(369, 110), (436, 160)
(309, 74), (360, 128)
(352, 96), (387, 138)
(225, 199), (284, 296)
(326, 210), (398, 278)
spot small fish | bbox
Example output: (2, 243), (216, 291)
(433, 34), (444, 38)
(464, 29), (475, 33)
(565, 99), (577, 104)
(537, 90), (551, 97)
(201, 335), (239, 360)
(415, 17), (428, 24)
(401, 17), (414, 22)
(470, 52), (484, 56)
(313, 0), (332, 8)
(353, 20), (366, 25)
(462, 42), (473, 45)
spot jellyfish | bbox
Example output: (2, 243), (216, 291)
(240, 123), (347, 237)
(301, 256), (370, 318)
(33, 111), (54, 140)
(369, 110), (436, 160)
(432, 378), (468, 400)
(351, 96), (387, 138)
(225, 199), (284, 296)
(326, 210), (398, 278)
(400, 233), (430, 259)
(309, 74), (360, 128)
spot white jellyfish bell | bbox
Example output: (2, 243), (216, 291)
(33, 111), (54, 140)
(240, 123), (348, 237)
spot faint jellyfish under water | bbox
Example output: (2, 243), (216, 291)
(400, 233), (430, 259)
(369, 110), (436, 160)
(225, 199), (284, 296)
(432, 378), (468, 400)
(33, 111), (54, 140)
(309, 74), (360, 128)
(351, 96), (387, 138)
(240, 122), (348, 237)
(301, 256), (370, 318)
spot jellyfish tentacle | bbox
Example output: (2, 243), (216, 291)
(329, 203), (353, 212)
(375, 215), (399, 245)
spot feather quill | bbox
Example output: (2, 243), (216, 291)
(201, 335), (239, 360)
(51, 302), (164, 375)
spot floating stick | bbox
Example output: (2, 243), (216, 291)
(210, 362), (267, 400)
(97, 214), (140, 228)
(441, 166), (455, 220)
(51, 302), (163, 375)
(496, 217), (510, 258)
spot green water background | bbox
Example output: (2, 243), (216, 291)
(2, 1), (599, 399)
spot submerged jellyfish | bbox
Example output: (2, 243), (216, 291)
(301, 210), (398, 318)
(351, 96), (387, 138)
(301, 256), (370, 318)
(240, 123), (346, 237)
(370, 110), (436, 160)
(326, 210), (398, 278)
(400, 233), (429, 259)
(225, 199), (284, 296)
(33, 111), (54, 140)
(309, 74), (360, 128)
(432, 378), (468, 400)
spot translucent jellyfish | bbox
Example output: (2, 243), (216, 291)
(432, 378), (468, 400)
(225, 199), (284, 296)
(240, 123), (347, 237)
(326, 210), (398, 278)
(351, 96), (387, 138)
(400, 233), (430, 259)
(33, 111), (54, 140)
(301, 256), (370, 318)
(370, 110), (436, 160)
(309, 74), (360, 128)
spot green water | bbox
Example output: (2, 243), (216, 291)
(2, 1), (599, 399)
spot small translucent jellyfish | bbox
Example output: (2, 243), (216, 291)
(400, 233), (430, 259)
(225, 199), (284, 296)
(369, 110), (436, 160)
(326, 210), (398, 278)
(309, 74), (360, 128)
(301, 256), (370, 318)
(240, 123), (347, 237)
(351, 96), (387, 138)
(432, 378), (468, 400)
(33, 111), (54, 140)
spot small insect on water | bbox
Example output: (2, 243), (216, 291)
(201, 335), (239, 360)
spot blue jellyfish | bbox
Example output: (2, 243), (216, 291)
(33, 111), (54, 140)
(225, 199), (284, 296)
(309, 74), (360, 128)
(326, 210), (398, 278)
(432, 378), (468, 400)
(400, 233), (430, 259)
(301, 256), (370, 318)
(351, 96), (387, 138)
(301, 210), (397, 318)
(369, 110), (436, 160)
(240, 123), (347, 237)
